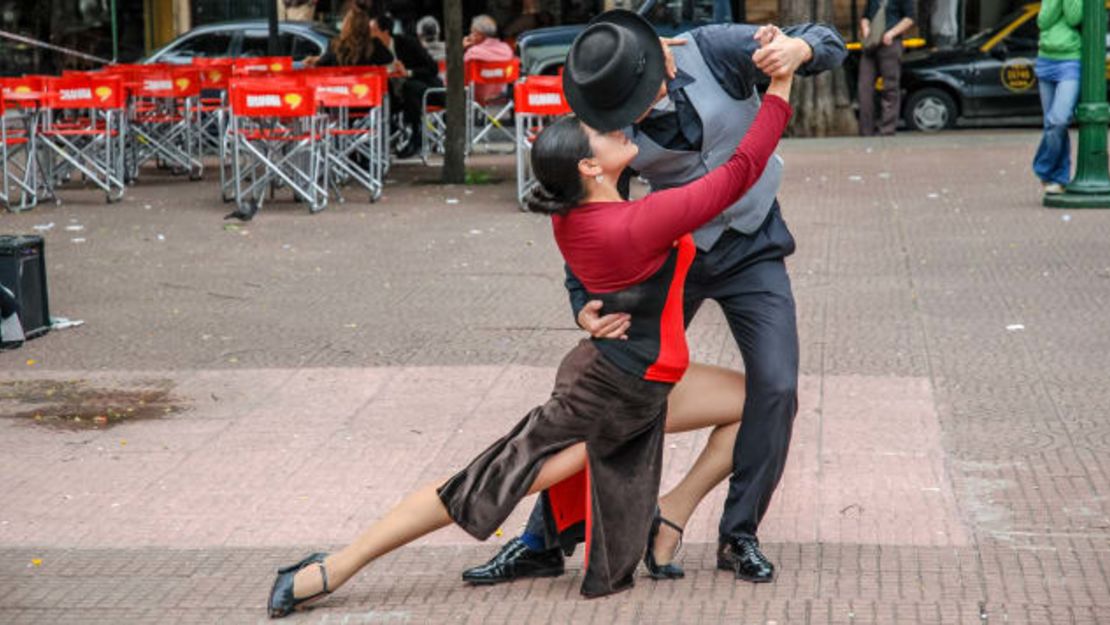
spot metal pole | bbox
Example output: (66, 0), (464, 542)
(1044, 0), (1110, 208)
(0, 29), (111, 64)
(110, 0), (119, 62)
(267, 0), (280, 56)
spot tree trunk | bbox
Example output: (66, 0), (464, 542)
(442, 0), (467, 184)
(779, 0), (858, 136)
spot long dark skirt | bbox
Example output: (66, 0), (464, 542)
(437, 339), (671, 597)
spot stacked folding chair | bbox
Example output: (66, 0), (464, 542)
(309, 69), (385, 203)
(348, 66), (391, 178)
(513, 75), (571, 210)
(0, 78), (43, 212)
(191, 59), (236, 201)
(419, 59), (449, 165)
(232, 57), (294, 77)
(193, 58), (233, 158)
(227, 77), (327, 218)
(37, 74), (127, 204)
(466, 58), (521, 149)
(116, 65), (204, 181)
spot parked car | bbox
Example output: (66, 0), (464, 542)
(861, 2), (1110, 132)
(143, 20), (336, 65)
(517, 0), (736, 76)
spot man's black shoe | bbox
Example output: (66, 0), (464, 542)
(396, 141), (421, 160)
(717, 536), (775, 583)
(461, 537), (564, 585)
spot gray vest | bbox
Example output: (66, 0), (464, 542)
(628, 35), (784, 250)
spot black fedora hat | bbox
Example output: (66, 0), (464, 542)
(562, 10), (664, 132)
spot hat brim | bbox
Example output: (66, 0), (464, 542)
(562, 10), (665, 133)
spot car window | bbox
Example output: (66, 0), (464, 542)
(643, 0), (722, 29)
(240, 30), (294, 57)
(173, 31), (234, 58)
(290, 34), (322, 60)
(965, 7), (1028, 47)
(1005, 16), (1038, 52)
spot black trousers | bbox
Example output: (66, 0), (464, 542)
(392, 75), (443, 146)
(526, 202), (800, 545)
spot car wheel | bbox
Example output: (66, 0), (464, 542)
(904, 88), (957, 132)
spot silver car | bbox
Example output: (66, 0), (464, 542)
(144, 20), (336, 65)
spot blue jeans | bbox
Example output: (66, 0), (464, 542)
(1033, 58), (1080, 185)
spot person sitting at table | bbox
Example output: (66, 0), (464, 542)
(371, 14), (442, 159)
(417, 15), (446, 62)
(463, 15), (515, 103)
(304, 0), (392, 68)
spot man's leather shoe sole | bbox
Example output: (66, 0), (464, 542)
(462, 565), (564, 586)
(717, 557), (775, 583)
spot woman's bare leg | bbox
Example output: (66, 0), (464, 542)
(652, 363), (747, 564)
(291, 363), (744, 598)
(291, 441), (589, 600)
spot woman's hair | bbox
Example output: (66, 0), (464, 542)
(416, 15), (441, 42)
(524, 116), (592, 215)
(333, 0), (375, 66)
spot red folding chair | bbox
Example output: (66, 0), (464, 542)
(38, 75), (127, 203)
(308, 70), (385, 203)
(420, 58), (521, 164)
(513, 75), (571, 210)
(193, 58), (234, 159)
(118, 65), (204, 181)
(0, 82), (41, 211)
(232, 57), (294, 77)
(467, 58), (520, 147)
(353, 66), (392, 176)
(227, 78), (327, 217)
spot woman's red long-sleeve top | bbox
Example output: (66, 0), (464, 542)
(551, 94), (792, 383)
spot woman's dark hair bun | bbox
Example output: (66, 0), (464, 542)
(524, 116), (592, 215)
(524, 183), (574, 215)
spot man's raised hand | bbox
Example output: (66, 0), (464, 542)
(752, 24), (812, 79)
(660, 37), (687, 81)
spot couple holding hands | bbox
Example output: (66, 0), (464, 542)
(269, 9), (846, 618)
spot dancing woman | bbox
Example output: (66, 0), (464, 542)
(267, 24), (794, 618)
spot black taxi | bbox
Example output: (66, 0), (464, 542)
(888, 2), (1110, 131)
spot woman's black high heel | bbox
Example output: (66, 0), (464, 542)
(268, 552), (331, 618)
(644, 507), (685, 579)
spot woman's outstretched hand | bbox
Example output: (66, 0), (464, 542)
(753, 25), (795, 101)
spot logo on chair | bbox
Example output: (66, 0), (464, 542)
(14, 85), (31, 94)
(352, 83), (369, 98)
(175, 78), (191, 91)
(94, 86), (113, 102)
(208, 70), (223, 83)
(270, 62), (286, 72)
(283, 93), (303, 109)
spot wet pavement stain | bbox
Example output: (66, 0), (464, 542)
(0, 379), (185, 430)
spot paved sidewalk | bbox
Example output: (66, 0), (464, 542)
(2, 133), (1110, 624)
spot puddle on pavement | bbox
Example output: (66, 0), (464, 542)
(0, 379), (185, 430)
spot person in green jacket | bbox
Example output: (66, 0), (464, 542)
(1033, 0), (1082, 194)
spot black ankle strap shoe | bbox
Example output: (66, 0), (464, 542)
(643, 507), (685, 580)
(268, 552), (331, 618)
